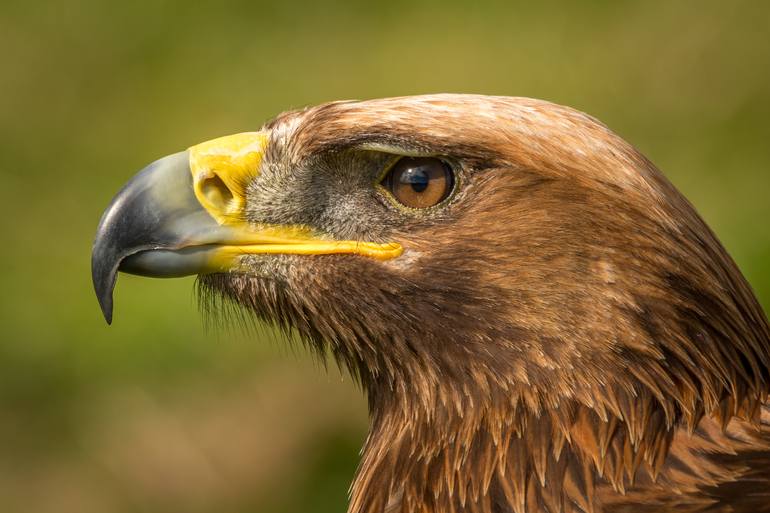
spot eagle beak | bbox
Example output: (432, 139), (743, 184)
(91, 132), (402, 324)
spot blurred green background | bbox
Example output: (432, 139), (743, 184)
(1, 1), (768, 512)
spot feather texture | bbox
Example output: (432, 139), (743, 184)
(199, 95), (770, 512)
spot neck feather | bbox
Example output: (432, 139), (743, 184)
(348, 374), (765, 513)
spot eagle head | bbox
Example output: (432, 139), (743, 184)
(92, 95), (770, 513)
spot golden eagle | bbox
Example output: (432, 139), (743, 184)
(92, 95), (770, 513)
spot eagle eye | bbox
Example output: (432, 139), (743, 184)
(381, 157), (454, 209)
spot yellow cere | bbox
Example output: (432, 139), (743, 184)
(188, 132), (269, 225)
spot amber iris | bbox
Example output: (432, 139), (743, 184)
(382, 157), (454, 208)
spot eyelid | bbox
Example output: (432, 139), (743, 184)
(357, 142), (431, 156)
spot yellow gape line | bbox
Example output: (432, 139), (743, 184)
(189, 132), (269, 225)
(207, 241), (404, 271)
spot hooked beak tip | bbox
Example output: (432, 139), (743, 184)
(101, 300), (114, 325)
(91, 245), (116, 325)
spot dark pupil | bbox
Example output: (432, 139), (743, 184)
(400, 166), (430, 193)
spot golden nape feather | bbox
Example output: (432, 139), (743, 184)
(92, 94), (770, 513)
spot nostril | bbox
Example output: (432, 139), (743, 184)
(200, 172), (234, 211)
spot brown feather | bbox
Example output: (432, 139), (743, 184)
(201, 95), (770, 512)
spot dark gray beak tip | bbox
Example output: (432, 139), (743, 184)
(92, 254), (116, 325)
(92, 201), (122, 325)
